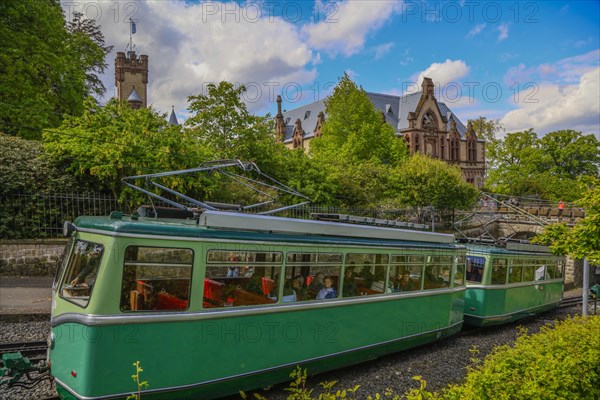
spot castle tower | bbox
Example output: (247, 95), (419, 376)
(115, 20), (148, 107)
(115, 51), (148, 107)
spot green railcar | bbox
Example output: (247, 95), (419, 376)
(463, 243), (565, 327)
(49, 211), (467, 399)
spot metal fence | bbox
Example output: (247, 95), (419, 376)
(0, 192), (454, 239)
(0, 192), (121, 239)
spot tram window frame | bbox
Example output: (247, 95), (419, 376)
(204, 250), (282, 308)
(345, 253), (390, 297)
(120, 246), (194, 312)
(284, 252), (343, 301)
(522, 261), (535, 282)
(466, 255), (485, 283)
(390, 254), (424, 292)
(424, 255), (452, 289)
(59, 240), (105, 308)
(454, 255), (466, 287)
(491, 258), (508, 285)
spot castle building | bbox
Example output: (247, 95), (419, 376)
(115, 50), (148, 108)
(275, 78), (486, 187)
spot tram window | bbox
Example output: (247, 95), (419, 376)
(285, 252), (342, 301)
(424, 256), (452, 289)
(466, 256), (485, 283)
(120, 246), (193, 312)
(59, 240), (104, 308)
(535, 263), (548, 281)
(390, 254), (424, 292)
(522, 264), (535, 282)
(204, 250), (282, 308)
(454, 255), (466, 287)
(546, 262), (557, 279)
(491, 259), (507, 285)
(509, 265), (523, 283)
(345, 253), (390, 296)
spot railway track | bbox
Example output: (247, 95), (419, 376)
(0, 340), (48, 367)
(560, 296), (583, 308)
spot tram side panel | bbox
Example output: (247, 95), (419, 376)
(50, 233), (465, 399)
(51, 290), (464, 399)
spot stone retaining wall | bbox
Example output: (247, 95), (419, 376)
(0, 239), (68, 276)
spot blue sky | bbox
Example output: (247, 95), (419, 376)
(62, 0), (600, 137)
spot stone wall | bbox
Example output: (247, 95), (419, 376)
(0, 239), (68, 276)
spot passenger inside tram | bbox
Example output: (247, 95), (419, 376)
(316, 276), (337, 299)
(342, 267), (357, 297)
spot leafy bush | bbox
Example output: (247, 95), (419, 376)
(442, 316), (600, 400)
(0, 133), (87, 195)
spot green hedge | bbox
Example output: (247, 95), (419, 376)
(441, 316), (600, 400)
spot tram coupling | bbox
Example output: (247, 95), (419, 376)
(0, 351), (50, 388)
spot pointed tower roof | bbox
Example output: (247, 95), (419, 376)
(168, 106), (179, 126)
(127, 88), (142, 102)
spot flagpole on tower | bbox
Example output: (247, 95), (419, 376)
(128, 18), (136, 56)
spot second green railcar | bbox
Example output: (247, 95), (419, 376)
(463, 243), (565, 326)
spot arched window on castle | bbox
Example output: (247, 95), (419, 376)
(450, 134), (459, 161)
(414, 133), (420, 153)
(467, 137), (476, 162)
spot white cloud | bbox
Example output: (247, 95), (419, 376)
(413, 59), (471, 88)
(466, 23), (485, 38)
(372, 42), (395, 60)
(302, 0), (403, 56)
(496, 23), (509, 42)
(500, 67), (600, 137)
(504, 49), (600, 84)
(64, 1), (318, 118)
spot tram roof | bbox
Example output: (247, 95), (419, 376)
(73, 211), (459, 248)
(466, 243), (557, 256)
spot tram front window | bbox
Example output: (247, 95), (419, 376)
(59, 240), (104, 308)
(121, 246), (193, 312)
(204, 250), (281, 308)
(466, 256), (485, 283)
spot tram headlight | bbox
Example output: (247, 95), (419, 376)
(63, 221), (76, 237)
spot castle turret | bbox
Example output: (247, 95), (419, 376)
(115, 50), (149, 108)
(275, 95), (285, 143)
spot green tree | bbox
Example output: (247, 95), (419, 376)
(0, 0), (110, 139)
(537, 130), (600, 179)
(66, 11), (114, 98)
(485, 129), (542, 195)
(311, 73), (408, 166)
(185, 81), (319, 206)
(43, 99), (212, 205)
(533, 177), (600, 264)
(485, 129), (599, 201)
(185, 82), (275, 161)
(308, 73), (409, 206)
(388, 153), (479, 217)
